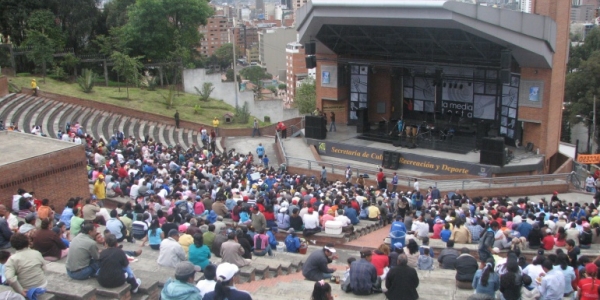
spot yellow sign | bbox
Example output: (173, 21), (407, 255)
(577, 154), (600, 164)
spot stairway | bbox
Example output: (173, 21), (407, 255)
(0, 93), (222, 152)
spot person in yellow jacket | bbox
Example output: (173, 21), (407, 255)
(93, 174), (107, 200)
(212, 117), (220, 135)
(31, 79), (38, 96)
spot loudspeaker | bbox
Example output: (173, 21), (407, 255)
(356, 108), (369, 127)
(480, 150), (506, 167)
(305, 115), (322, 128)
(382, 151), (392, 169)
(501, 50), (512, 69)
(390, 152), (400, 170)
(481, 137), (505, 152)
(500, 69), (511, 85)
(305, 126), (326, 139)
(305, 55), (316, 69)
(305, 42), (316, 55)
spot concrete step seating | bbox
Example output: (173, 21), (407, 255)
(33, 237), (311, 300)
(0, 93), (223, 152)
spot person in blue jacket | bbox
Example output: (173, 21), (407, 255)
(285, 228), (301, 253)
(266, 227), (279, 250)
(343, 202), (360, 225)
(256, 143), (265, 159)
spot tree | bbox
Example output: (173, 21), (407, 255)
(110, 51), (143, 99)
(61, 53), (80, 77)
(239, 66), (271, 84)
(26, 9), (65, 47)
(214, 43), (242, 70)
(121, 0), (212, 62)
(0, 0), (47, 45)
(294, 78), (316, 114)
(22, 30), (56, 83)
(104, 0), (136, 29)
(53, 0), (100, 51)
(195, 82), (214, 102)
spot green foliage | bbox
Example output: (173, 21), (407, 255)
(264, 116), (271, 123)
(160, 85), (176, 109)
(104, 0), (136, 29)
(121, 0), (212, 61)
(266, 85), (277, 94)
(49, 64), (68, 82)
(214, 43), (243, 70)
(141, 74), (158, 91)
(235, 102), (250, 124)
(225, 69), (234, 82)
(77, 69), (97, 93)
(278, 83), (287, 90)
(194, 104), (203, 115)
(27, 9), (66, 48)
(239, 66), (271, 84)
(16, 73), (31, 77)
(110, 51), (143, 99)
(61, 53), (80, 76)
(22, 30), (56, 80)
(294, 78), (316, 114)
(194, 82), (214, 102)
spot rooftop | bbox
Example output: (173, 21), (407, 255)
(0, 131), (82, 167)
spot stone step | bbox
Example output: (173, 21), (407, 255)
(0, 93), (16, 107)
(45, 274), (96, 300)
(17, 96), (45, 132)
(26, 98), (54, 134)
(52, 103), (74, 137)
(43, 101), (65, 139)
(4, 95), (34, 129)
(81, 109), (100, 140)
(0, 94), (27, 124)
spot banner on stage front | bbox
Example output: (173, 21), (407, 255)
(576, 154), (600, 164)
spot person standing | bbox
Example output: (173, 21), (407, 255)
(174, 110), (180, 129)
(256, 143), (265, 160)
(329, 112), (336, 132)
(31, 79), (38, 96)
(212, 117), (219, 136)
(385, 254), (419, 300)
(252, 118), (260, 137)
(376, 168), (385, 190)
(478, 221), (498, 262)
(321, 166), (327, 185)
(391, 173), (398, 193)
(345, 166), (353, 181)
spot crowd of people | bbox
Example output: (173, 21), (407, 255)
(1, 120), (600, 300)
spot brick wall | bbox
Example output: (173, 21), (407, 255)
(0, 146), (90, 213)
(20, 88), (304, 137)
(0, 76), (7, 97)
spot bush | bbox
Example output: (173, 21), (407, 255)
(264, 116), (271, 123)
(194, 104), (203, 115)
(235, 102), (250, 124)
(77, 69), (97, 93)
(16, 73), (31, 77)
(48, 65), (68, 82)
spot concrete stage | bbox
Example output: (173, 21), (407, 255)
(304, 125), (545, 177)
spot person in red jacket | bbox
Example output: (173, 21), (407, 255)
(541, 228), (555, 250)
(370, 244), (390, 276)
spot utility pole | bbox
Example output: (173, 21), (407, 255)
(593, 94), (597, 153)
(231, 23), (239, 108)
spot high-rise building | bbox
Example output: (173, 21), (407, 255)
(519, 0), (534, 13)
(285, 42), (311, 104)
(256, 0), (265, 17)
(259, 28), (298, 77)
(197, 15), (233, 57)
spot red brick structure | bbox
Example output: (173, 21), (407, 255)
(0, 76), (8, 97)
(296, 0), (570, 173)
(0, 131), (89, 213)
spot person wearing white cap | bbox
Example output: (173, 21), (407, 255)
(161, 261), (202, 300)
(202, 262), (251, 300)
(302, 243), (337, 281)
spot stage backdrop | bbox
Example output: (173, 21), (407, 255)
(307, 139), (493, 177)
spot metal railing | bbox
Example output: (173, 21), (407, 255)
(284, 155), (572, 192)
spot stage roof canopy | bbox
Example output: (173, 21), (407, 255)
(296, 0), (556, 68)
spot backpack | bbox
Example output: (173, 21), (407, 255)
(176, 201), (189, 214)
(255, 235), (265, 250)
(206, 210), (217, 224)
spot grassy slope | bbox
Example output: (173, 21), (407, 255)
(8, 76), (262, 128)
